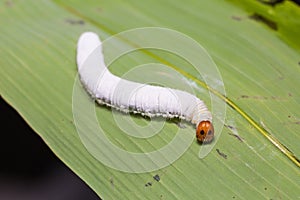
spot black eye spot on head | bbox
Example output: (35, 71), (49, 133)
(200, 130), (205, 135)
(208, 130), (212, 135)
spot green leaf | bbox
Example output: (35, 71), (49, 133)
(1, 0), (299, 199)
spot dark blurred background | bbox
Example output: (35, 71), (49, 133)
(1, 2), (299, 199)
(260, 0), (300, 5)
(0, 97), (101, 200)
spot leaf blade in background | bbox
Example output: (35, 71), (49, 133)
(0, 0), (299, 199)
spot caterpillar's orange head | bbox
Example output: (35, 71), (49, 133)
(196, 121), (214, 143)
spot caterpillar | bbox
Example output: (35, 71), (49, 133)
(76, 32), (214, 143)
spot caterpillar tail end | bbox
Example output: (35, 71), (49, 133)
(77, 32), (101, 70)
(196, 121), (214, 144)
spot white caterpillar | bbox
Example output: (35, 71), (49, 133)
(76, 32), (214, 143)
